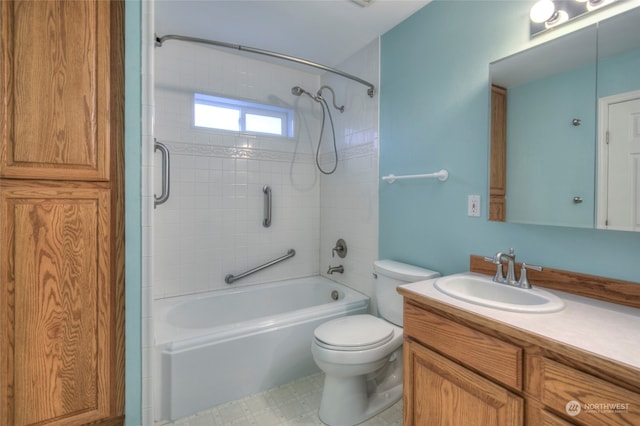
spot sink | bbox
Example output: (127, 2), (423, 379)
(434, 273), (565, 313)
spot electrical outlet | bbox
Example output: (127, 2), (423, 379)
(468, 195), (480, 217)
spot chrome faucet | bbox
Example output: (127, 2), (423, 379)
(485, 248), (516, 285)
(484, 248), (544, 288)
(498, 248), (517, 285)
(327, 265), (344, 274)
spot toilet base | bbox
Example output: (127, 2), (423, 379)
(318, 350), (403, 426)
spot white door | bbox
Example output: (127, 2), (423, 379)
(597, 92), (640, 231)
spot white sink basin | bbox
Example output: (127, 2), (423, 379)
(434, 273), (565, 313)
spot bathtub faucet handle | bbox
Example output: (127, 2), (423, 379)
(331, 239), (347, 259)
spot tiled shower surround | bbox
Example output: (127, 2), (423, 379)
(147, 35), (379, 423)
(152, 39), (379, 300)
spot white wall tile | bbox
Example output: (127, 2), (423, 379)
(319, 39), (380, 309)
(153, 41), (326, 298)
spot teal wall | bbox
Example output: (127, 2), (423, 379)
(379, 0), (640, 283)
(506, 63), (595, 228)
(125, 0), (142, 425)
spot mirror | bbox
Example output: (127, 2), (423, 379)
(489, 6), (640, 230)
(595, 8), (640, 231)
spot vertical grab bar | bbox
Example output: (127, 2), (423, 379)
(263, 185), (272, 227)
(154, 139), (171, 208)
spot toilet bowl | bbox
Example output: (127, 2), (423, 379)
(312, 260), (439, 426)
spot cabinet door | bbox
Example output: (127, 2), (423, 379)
(489, 84), (507, 221)
(0, 0), (113, 181)
(0, 187), (112, 425)
(404, 339), (523, 426)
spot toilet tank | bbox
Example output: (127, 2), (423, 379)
(373, 260), (440, 327)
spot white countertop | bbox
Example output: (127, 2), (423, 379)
(400, 272), (640, 370)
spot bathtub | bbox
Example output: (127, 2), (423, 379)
(154, 275), (369, 421)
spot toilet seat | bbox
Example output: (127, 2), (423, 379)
(313, 314), (395, 351)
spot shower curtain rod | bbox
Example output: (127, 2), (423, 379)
(155, 34), (376, 98)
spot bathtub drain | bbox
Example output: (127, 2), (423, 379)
(331, 290), (339, 301)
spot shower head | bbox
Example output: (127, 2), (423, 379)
(291, 86), (306, 96)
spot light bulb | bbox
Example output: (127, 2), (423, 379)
(530, 0), (556, 23)
(545, 10), (569, 28)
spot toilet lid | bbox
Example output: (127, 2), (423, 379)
(314, 314), (394, 350)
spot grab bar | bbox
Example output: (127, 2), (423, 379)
(381, 169), (448, 183)
(154, 139), (171, 207)
(263, 185), (272, 227)
(225, 249), (296, 284)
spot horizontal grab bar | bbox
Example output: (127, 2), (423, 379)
(381, 169), (448, 184)
(225, 249), (296, 284)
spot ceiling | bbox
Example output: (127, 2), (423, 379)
(154, 0), (430, 71)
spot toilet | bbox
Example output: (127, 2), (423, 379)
(312, 260), (440, 426)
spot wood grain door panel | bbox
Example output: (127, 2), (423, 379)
(1, 187), (111, 425)
(0, 0), (110, 180)
(404, 339), (523, 426)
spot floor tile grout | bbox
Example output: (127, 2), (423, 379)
(157, 372), (402, 426)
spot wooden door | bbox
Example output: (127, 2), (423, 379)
(0, 0), (124, 424)
(0, 186), (112, 425)
(0, 0), (114, 181)
(404, 339), (523, 426)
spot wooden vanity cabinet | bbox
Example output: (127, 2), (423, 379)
(402, 299), (640, 426)
(403, 302), (524, 426)
(404, 337), (523, 425)
(0, 1), (124, 425)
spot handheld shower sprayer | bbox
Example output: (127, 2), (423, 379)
(290, 86), (344, 112)
(291, 86), (305, 96)
(290, 84), (344, 175)
(291, 86), (313, 98)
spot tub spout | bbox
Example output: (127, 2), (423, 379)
(327, 265), (344, 274)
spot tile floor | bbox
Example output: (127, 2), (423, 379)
(157, 372), (402, 426)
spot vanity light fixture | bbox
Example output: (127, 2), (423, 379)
(530, 0), (563, 24)
(351, 0), (374, 6)
(529, 0), (617, 36)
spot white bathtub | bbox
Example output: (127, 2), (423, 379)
(154, 275), (369, 421)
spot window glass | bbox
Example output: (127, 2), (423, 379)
(245, 113), (282, 135)
(194, 104), (240, 131)
(194, 93), (293, 137)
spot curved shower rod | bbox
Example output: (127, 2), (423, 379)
(155, 34), (376, 98)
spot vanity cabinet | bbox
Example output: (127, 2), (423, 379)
(0, 1), (124, 424)
(404, 341), (523, 425)
(402, 297), (640, 426)
(403, 302), (523, 425)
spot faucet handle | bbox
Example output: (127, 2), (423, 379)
(517, 263), (543, 289)
(484, 255), (505, 283)
(332, 239), (347, 258)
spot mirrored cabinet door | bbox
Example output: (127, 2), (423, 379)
(488, 6), (640, 231)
